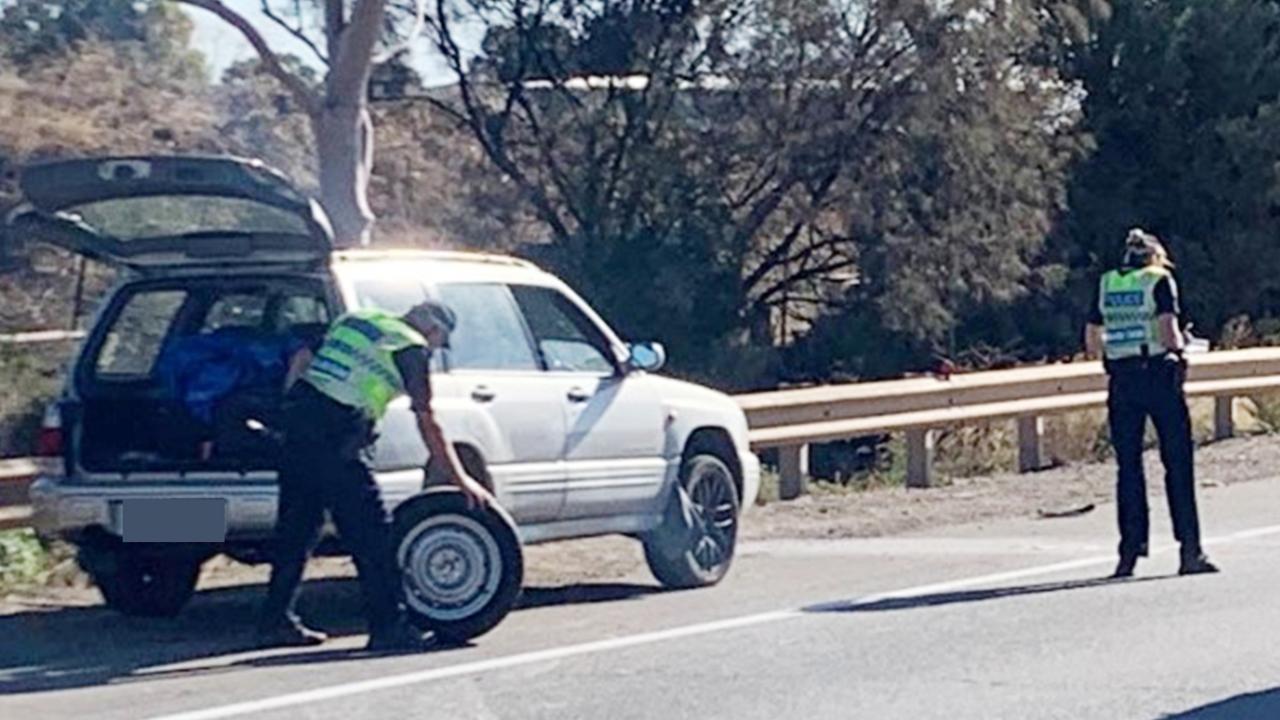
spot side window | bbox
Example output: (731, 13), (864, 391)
(95, 289), (187, 378)
(202, 293), (269, 331)
(436, 283), (540, 371)
(510, 285), (616, 374)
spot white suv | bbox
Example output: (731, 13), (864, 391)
(9, 155), (760, 619)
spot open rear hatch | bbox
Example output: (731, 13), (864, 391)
(3, 156), (337, 475)
(5, 155), (332, 270)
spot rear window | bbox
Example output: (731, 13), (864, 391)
(66, 196), (310, 240)
(95, 289), (187, 378)
(90, 282), (330, 382)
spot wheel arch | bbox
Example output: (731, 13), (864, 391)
(424, 442), (495, 492)
(682, 427), (742, 501)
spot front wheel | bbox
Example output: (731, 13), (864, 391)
(392, 489), (523, 644)
(643, 453), (741, 589)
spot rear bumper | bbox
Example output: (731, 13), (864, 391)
(28, 469), (424, 543)
(29, 476), (280, 542)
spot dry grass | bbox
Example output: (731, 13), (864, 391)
(1044, 408), (1112, 465)
(755, 467), (781, 506)
(936, 423), (1017, 478)
(1241, 392), (1280, 435)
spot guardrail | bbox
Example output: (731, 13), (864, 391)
(0, 330), (80, 530)
(0, 329), (86, 345)
(735, 348), (1280, 499)
(0, 458), (40, 531)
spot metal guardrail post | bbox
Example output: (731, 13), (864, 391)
(1017, 416), (1046, 472)
(905, 429), (934, 488)
(778, 444), (809, 500)
(1214, 396), (1235, 441)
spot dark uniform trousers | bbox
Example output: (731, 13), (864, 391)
(1106, 356), (1202, 558)
(259, 383), (401, 634)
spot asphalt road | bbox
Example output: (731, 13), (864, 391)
(4, 475), (1280, 720)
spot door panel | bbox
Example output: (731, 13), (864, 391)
(450, 371), (568, 523)
(508, 285), (666, 520)
(560, 375), (667, 519)
(434, 283), (569, 523)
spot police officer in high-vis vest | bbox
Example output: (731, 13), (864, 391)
(1085, 229), (1218, 579)
(256, 300), (493, 650)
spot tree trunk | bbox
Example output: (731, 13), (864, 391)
(173, 0), (385, 248)
(315, 102), (375, 247)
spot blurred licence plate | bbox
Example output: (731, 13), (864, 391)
(122, 498), (227, 543)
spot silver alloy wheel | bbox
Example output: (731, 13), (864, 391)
(686, 459), (738, 571)
(397, 513), (503, 622)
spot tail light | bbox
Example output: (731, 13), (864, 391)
(36, 403), (63, 457)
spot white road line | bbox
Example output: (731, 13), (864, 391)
(144, 523), (1280, 720)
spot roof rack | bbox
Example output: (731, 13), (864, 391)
(330, 248), (538, 269)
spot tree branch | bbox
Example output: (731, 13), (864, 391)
(728, 158), (781, 211)
(259, 0), (329, 65)
(743, 219), (807, 292)
(600, 7), (680, 226)
(513, 91), (589, 230)
(372, 0), (427, 65)
(756, 256), (858, 307)
(425, 0), (573, 240)
(177, 0), (321, 117)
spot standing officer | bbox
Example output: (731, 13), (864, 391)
(1085, 229), (1218, 579)
(257, 299), (493, 650)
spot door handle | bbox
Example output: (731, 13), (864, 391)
(471, 386), (496, 403)
(566, 387), (592, 403)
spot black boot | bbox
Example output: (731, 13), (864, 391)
(1111, 553), (1139, 579)
(256, 619), (328, 648)
(1179, 547), (1220, 576)
(366, 617), (434, 653)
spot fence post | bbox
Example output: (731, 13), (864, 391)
(905, 428), (935, 488)
(1016, 415), (1046, 472)
(778, 444), (809, 500)
(1214, 396), (1235, 441)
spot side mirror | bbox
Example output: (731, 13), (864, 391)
(627, 341), (666, 373)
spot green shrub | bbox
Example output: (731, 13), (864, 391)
(0, 529), (50, 590)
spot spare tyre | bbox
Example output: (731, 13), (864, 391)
(391, 488), (523, 644)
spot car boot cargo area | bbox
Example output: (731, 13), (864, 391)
(71, 276), (330, 474)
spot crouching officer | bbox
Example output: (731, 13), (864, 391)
(257, 299), (494, 650)
(1085, 229), (1218, 579)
